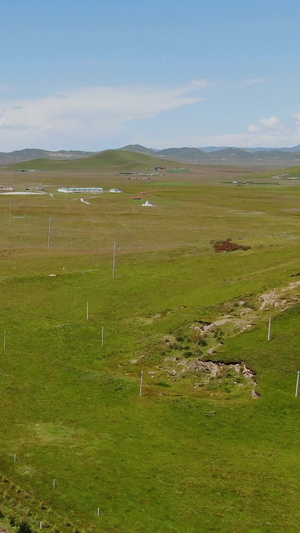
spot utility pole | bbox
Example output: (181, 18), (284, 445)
(48, 216), (52, 248)
(139, 370), (144, 397)
(295, 371), (300, 397)
(112, 241), (117, 277)
(268, 317), (272, 341)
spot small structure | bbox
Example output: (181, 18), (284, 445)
(142, 200), (155, 207)
(58, 187), (103, 193)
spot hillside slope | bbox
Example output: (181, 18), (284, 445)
(9, 149), (175, 172)
(0, 148), (95, 165)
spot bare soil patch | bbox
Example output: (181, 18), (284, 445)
(211, 238), (251, 253)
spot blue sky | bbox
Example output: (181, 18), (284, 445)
(0, 0), (300, 151)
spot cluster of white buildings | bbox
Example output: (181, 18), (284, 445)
(57, 186), (156, 206)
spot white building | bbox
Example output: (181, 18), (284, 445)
(58, 187), (103, 193)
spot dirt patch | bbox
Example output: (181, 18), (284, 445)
(191, 314), (255, 344)
(159, 356), (258, 395)
(211, 238), (251, 253)
(135, 316), (154, 325)
(259, 280), (300, 310)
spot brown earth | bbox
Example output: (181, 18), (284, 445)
(211, 238), (251, 253)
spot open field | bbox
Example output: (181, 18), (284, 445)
(0, 157), (300, 532)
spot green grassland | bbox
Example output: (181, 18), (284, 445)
(0, 156), (299, 532)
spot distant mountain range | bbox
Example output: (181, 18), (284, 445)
(2, 144), (300, 167)
(197, 145), (300, 153)
(119, 144), (300, 163)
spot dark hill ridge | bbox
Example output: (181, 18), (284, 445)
(158, 147), (205, 159)
(156, 146), (300, 161)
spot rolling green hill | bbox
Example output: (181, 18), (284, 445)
(120, 144), (157, 156)
(9, 149), (175, 172)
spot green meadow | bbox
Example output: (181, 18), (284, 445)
(0, 155), (300, 532)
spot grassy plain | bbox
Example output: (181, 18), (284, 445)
(0, 156), (299, 532)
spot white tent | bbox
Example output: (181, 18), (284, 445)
(142, 200), (155, 207)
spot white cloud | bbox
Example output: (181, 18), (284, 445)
(243, 77), (267, 86)
(200, 123), (296, 149)
(258, 116), (282, 129)
(247, 124), (261, 133)
(0, 82), (208, 150)
(145, 113), (300, 149)
(1, 81), (300, 151)
(187, 79), (218, 90)
(248, 116), (283, 133)
(292, 113), (300, 126)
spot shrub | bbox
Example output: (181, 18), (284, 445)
(9, 516), (17, 526)
(170, 343), (180, 350)
(18, 521), (33, 533)
(198, 339), (207, 346)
